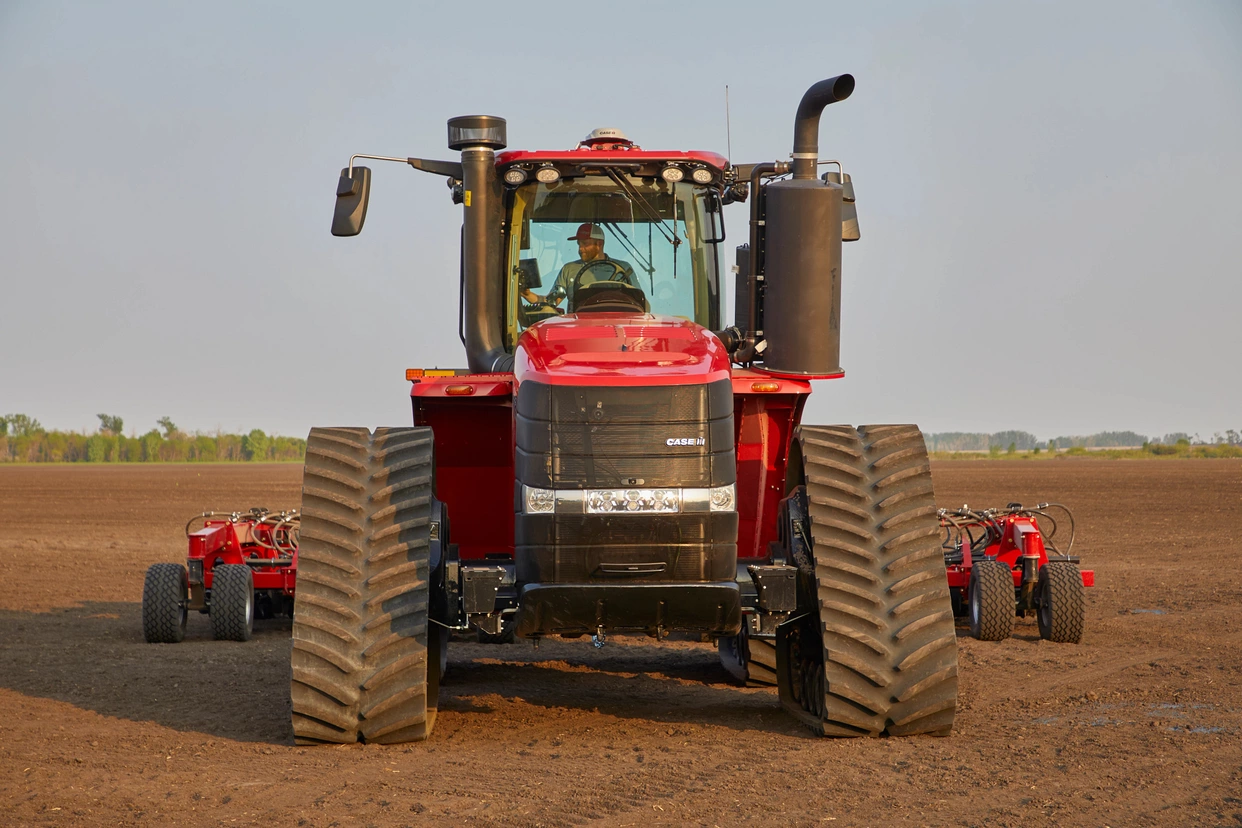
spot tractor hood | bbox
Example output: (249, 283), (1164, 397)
(513, 314), (732, 387)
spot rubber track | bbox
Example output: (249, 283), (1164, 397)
(211, 564), (254, 642)
(1040, 562), (1085, 643)
(142, 564), (187, 644)
(799, 424), (958, 737)
(291, 427), (436, 745)
(970, 560), (1015, 642)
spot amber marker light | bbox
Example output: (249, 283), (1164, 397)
(751, 382), (780, 392)
(406, 369), (424, 381)
(445, 385), (476, 396)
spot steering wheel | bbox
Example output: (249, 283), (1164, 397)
(572, 259), (629, 289)
(570, 281), (649, 314)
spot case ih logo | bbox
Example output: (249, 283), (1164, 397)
(666, 437), (706, 446)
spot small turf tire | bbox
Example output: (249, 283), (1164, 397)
(142, 563), (188, 643)
(291, 427), (441, 745)
(210, 564), (255, 642)
(1038, 562), (1085, 643)
(785, 425), (959, 737)
(968, 560), (1015, 642)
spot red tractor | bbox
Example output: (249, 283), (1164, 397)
(142, 508), (299, 643)
(939, 503), (1094, 643)
(292, 75), (960, 744)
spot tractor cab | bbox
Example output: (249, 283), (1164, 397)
(496, 133), (728, 347)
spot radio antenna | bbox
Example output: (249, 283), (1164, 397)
(725, 85), (732, 165)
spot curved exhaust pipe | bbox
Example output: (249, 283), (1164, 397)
(450, 116), (514, 373)
(791, 74), (855, 179)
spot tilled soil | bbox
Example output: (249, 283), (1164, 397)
(0, 460), (1239, 826)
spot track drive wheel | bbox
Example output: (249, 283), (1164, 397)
(1037, 562), (1085, 643)
(142, 563), (188, 643)
(968, 560), (1015, 641)
(777, 425), (958, 737)
(210, 564), (255, 641)
(291, 427), (442, 745)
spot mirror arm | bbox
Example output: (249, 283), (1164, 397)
(345, 154), (464, 180)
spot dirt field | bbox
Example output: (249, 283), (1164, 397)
(0, 460), (1239, 827)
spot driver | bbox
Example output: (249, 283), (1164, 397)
(521, 223), (636, 308)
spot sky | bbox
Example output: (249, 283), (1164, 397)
(1, 1), (1239, 441)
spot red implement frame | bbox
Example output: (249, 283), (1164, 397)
(184, 509), (299, 610)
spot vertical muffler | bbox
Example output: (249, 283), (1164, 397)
(760, 75), (854, 378)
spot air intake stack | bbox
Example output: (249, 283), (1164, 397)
(759, 75), (854, 378)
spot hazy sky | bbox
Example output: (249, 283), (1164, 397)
(2, 1), (1239, 440)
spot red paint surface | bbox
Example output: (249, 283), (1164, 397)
(188, 519), (297, 593)
(412, 383), (516, 561)
(944, 514), (1095, 590)
(496, 149), (730, 171)
(514, 314), (732, 388)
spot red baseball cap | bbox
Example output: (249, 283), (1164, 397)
(567, 223), (605, 242)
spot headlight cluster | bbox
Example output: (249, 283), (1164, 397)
(522, 484), (735, 515)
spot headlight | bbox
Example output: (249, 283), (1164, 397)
(503, 167), (527, 185)
(709, 484), (735, 512)
(586, 489), (681, 514)
(534, 166), (560, 183)
(523, 485), (555, 513)
(660, 165), (685, 183)
(520, 486), (736, 514)
(691, 167), (713, 184)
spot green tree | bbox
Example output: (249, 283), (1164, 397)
(157, 416), (178, 438)
(4, 414), (43, 438)
(242, 429), (270, 461)
(988, 444), (1002, 457)
(1007, 442), (1017, 455)
(140, 429), (163, 461)
(97, 414), (124, 436)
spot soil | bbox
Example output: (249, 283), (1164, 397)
(1, 460), (1239, 826)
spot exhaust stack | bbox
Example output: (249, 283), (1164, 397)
(449, 116), (513, 374)
(791, 74), (854, 179)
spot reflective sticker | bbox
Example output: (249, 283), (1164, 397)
(464, 190), (472, 207)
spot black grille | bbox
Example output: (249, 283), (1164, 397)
(516, 379), (734, 489)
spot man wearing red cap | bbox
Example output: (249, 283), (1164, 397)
(522, 223), (636, 309)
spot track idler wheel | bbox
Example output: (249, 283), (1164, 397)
(775, 425), (959, 737)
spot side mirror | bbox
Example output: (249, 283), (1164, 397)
(332, 166), (372, 237)
(822, 171), (859, 242)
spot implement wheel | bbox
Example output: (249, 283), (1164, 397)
(968, 560), (1015, 641)
(1038, 562), (1085, 643)
(290, 427), (442, 745)
(142, 563), (188, 643)
(211, 564), (255, 641)
(776, 425), (958, 737)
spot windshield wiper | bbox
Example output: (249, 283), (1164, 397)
(602, 167), (680, 248)
(600, 222), (656, 279)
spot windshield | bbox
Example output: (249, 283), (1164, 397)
(504, 172), (721, 347)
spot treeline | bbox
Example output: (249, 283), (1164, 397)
(0, 413), (305, 463)
(927, 429), (1242, 453)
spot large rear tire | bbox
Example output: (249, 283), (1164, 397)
(968, 560), (1015, 641)
(779, 425), (958, 737)
(142, 563), (188, 643)
(1037, 562), (1085, 643)
(210, 564), (255, 641)
(290, 427), (441, 745)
